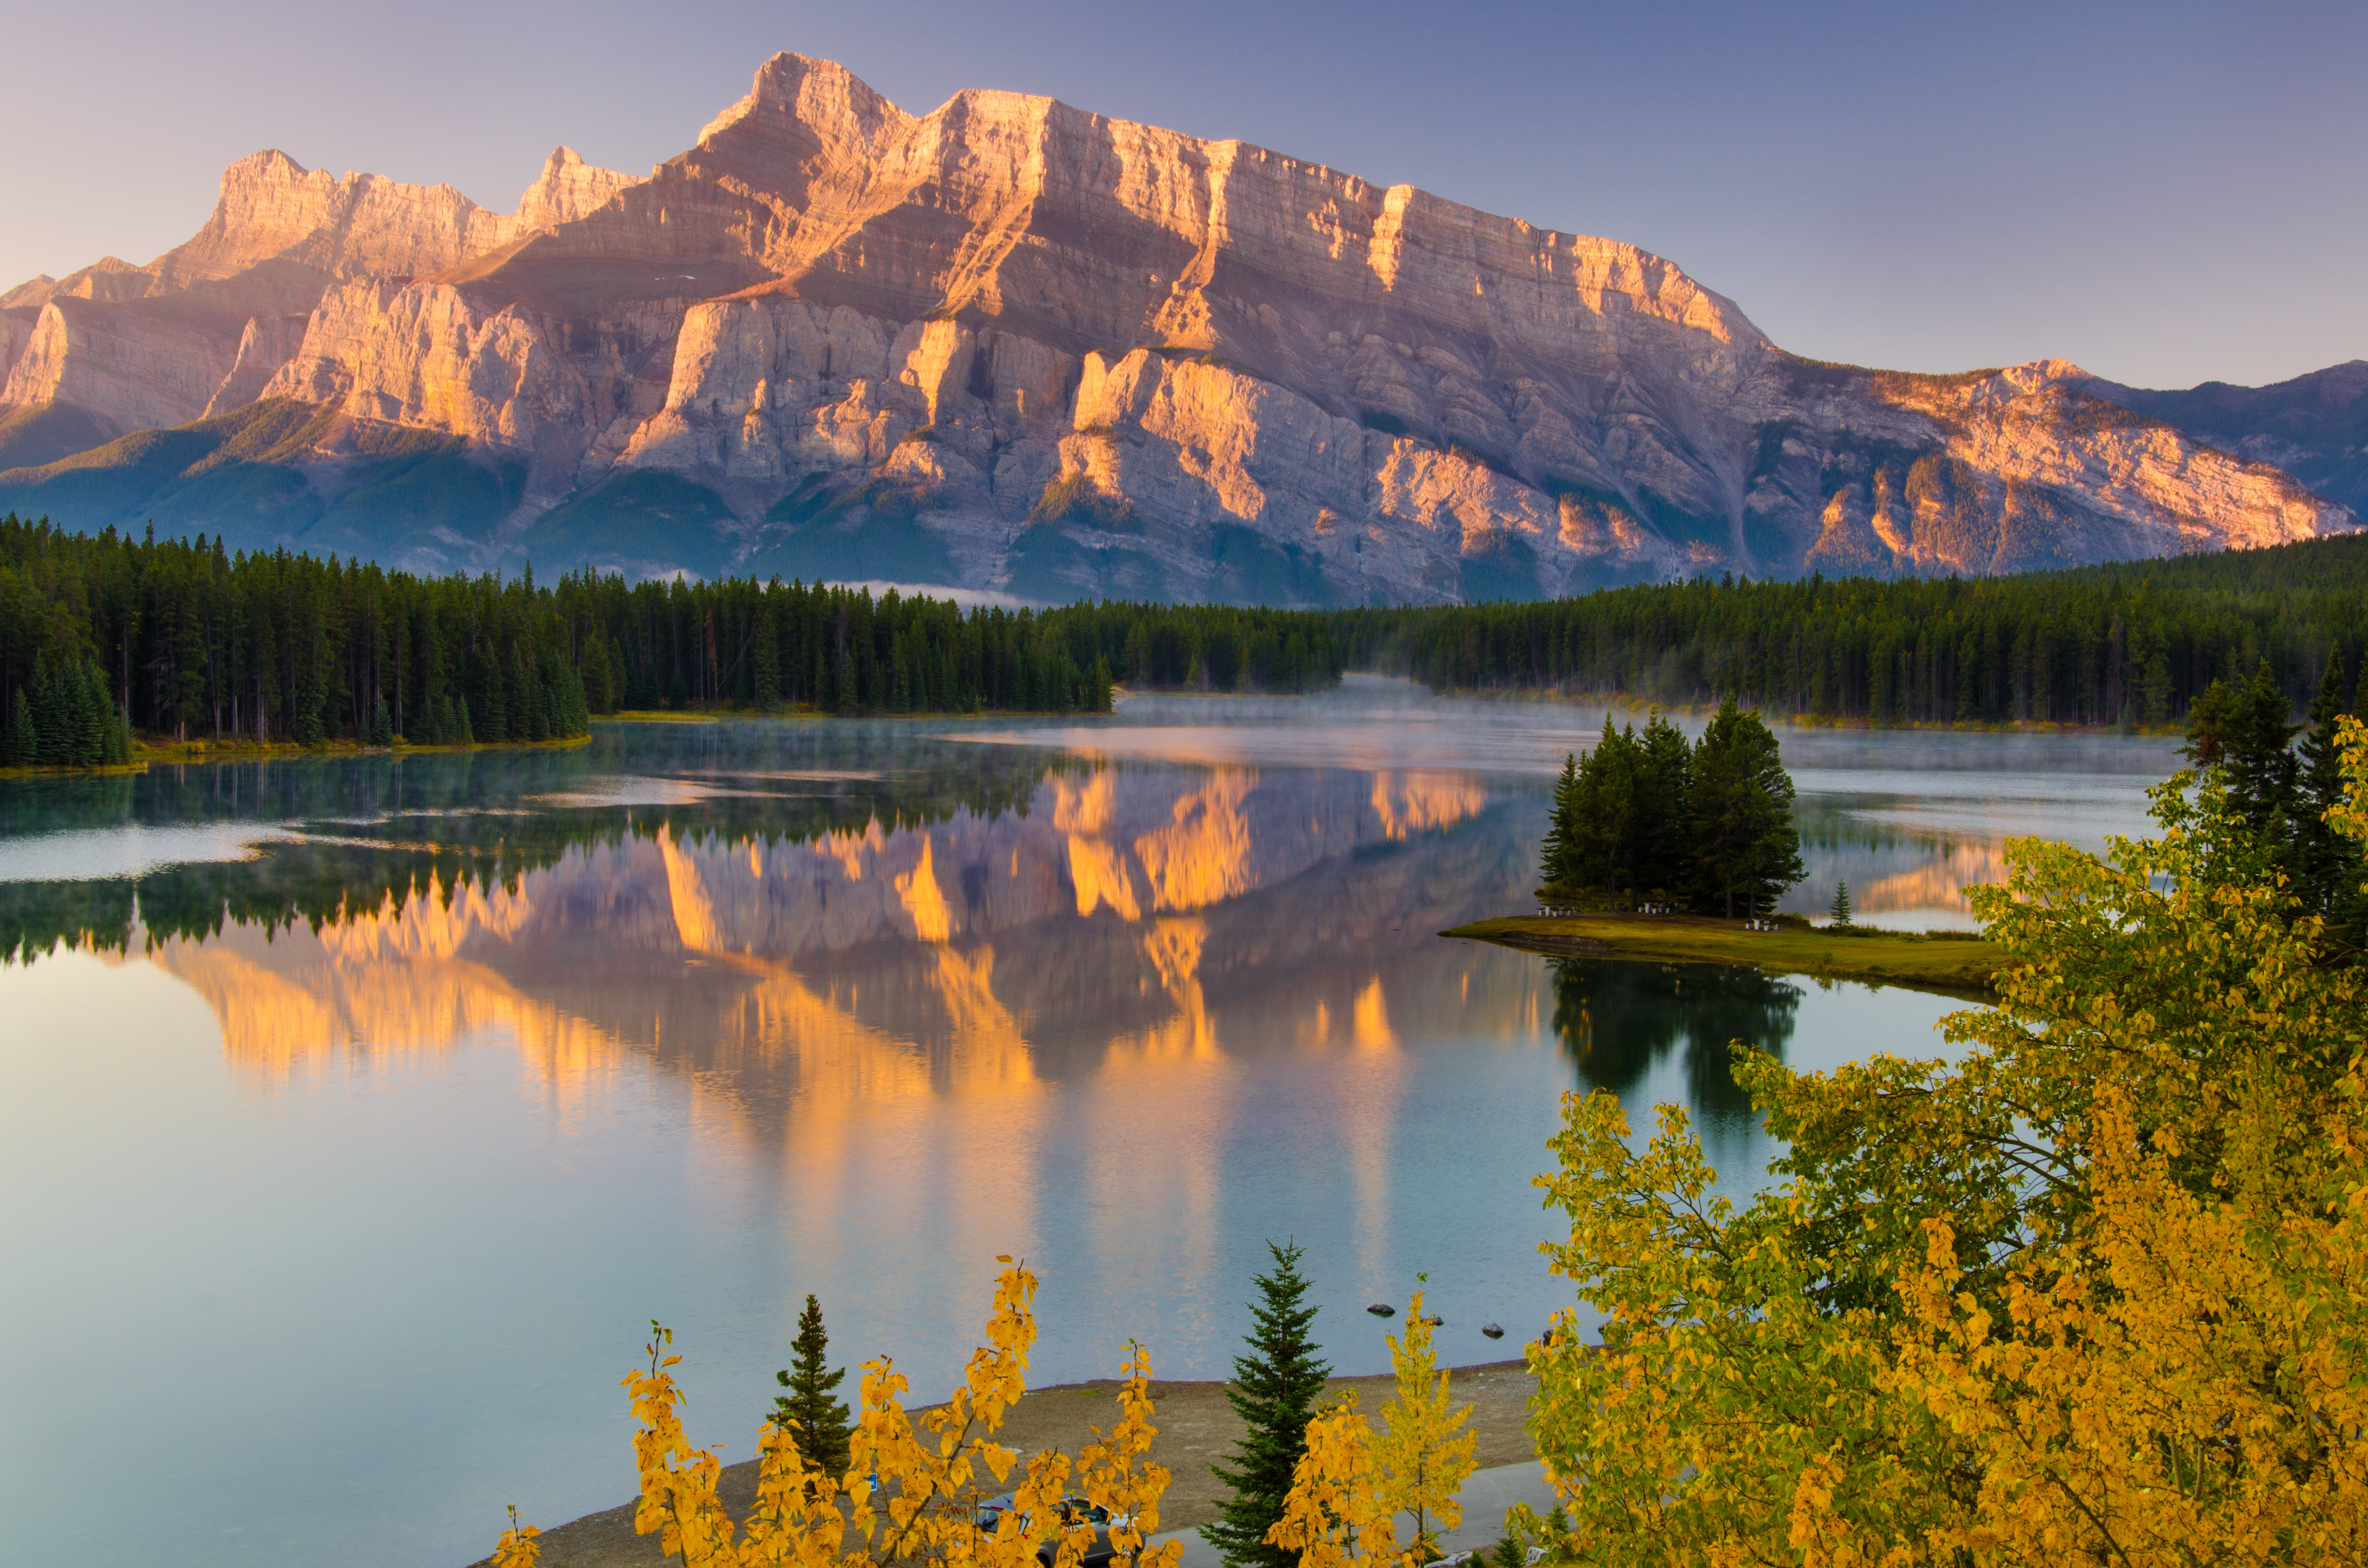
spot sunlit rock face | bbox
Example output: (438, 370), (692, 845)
(3, 54), (2354, 592)
(132, 764), (1521, 1130)
(0, 146), (643, 446)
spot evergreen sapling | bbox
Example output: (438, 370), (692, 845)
(1207, 1239), (1332, 1568)
(770, 1293), (853, 1476)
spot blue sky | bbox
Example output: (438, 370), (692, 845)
(2, 0), (2359, 389)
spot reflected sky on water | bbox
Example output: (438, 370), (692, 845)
(0, 681), (2177, 1568)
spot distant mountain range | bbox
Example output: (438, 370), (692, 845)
(1, 54), (2358, 604)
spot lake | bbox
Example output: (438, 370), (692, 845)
(0, 678), (2181, 1568)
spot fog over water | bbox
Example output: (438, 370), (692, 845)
(0, 680), (2181, 1568)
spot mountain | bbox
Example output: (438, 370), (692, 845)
(0, 54), (2356, 600)
(2073, 360), (2368, 521)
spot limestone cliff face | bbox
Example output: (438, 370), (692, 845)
(4, 53), (2355, 594)
(0, 147), (641, 445)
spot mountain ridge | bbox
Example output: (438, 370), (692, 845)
(0, 52), (2355, 600)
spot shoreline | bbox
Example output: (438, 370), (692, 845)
(0, 733), (593, 776)
(1444, 912), (2003, 997)
(476, 1359), (1540, 1568)
(1363, 683), (2185, 737)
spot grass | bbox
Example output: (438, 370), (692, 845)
(1442, 912), (2005, 997)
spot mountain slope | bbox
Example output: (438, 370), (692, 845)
(2075, 360), (2368, 519)
(1, 54), (2354, 600)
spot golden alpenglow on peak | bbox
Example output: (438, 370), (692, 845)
(0, 52), (2355, 596)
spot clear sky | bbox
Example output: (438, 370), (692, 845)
(2, 0), (2359, 390)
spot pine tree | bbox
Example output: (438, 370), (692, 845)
(1829, 880), (1853, 927)
(75, 662), (110, 765)
(1540, 753), (1581, 894)
(1689, 700), (1805, 919)
(1, 688), (34, 767)
(2294, 650), (2360, 930)
(1563, 720), (1646, 909)
(370, 694), (395, 747)
(1207, 1240), (1333, 1568)
(2186, 661), (2300, 844)
(753, 611), (782, 712)
(770, 1293), (852, 1476)
(1637, 711), (1695, 900)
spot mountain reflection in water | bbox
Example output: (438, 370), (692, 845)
(73, 758), (1515, 1108)
(0, 703), (2132, 1568)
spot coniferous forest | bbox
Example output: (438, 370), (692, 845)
(1334, 532), (2368, 726)
(1539, 701), (1806, 917)
(7, 512), (2368, 766)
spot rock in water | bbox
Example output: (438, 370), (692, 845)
(1366, 1302), (1396, 1317)
(1480, 1323), (1505, 1339)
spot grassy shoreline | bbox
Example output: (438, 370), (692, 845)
(1443, 912), (2004, 997)
(0, 733), (594, 777)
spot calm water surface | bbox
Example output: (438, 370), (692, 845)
(0, 679), (2179, 1568)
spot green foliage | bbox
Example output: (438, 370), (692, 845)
(1207, 1239), (1333, 1568)
(1, 651), (126, 768)
(0, 515), (594, 759)
(1518, 751), (2368, 1563)
(518, 470), (739, 579)
(1032, 472), (1136, 531)
(1540, 753), (1581, 893)
(0, 400), (117, 474)
(1689, 701), (1804, 917)
(1333, 533), (2368, 724)
(752, 477), (958, 586)
(1539, 704), (1797, 916)
(1828, 878), (1852, 926)
(2183, 652), (2367, 943)
(770, 1293), (853, 1477)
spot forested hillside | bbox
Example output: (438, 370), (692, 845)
(0, 516), (1345, 758)
(7, 512), (2366, 765)
(1339, 535), (2368, 725)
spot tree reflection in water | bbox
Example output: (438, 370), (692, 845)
(1550, 957), (1800, 1128)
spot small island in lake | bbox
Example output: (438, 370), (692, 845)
(1453, 699), (2005, 996)
(1442, 911), (2004, 998)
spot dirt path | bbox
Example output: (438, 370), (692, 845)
(482, 1361), (1536, 1568)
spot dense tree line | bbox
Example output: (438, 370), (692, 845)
(16, 512), (2368, 768)
(1540, 702), (1805, 917)
(0, 517), (1357, 762)
(0, 517), (592, 754)
(1339, 535), (2368, 725)
(2184, 653), (2367, 944)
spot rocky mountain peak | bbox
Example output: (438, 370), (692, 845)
(1, 52), (2356, 597)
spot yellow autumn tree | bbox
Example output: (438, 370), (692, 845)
(1519, 724), (2368, 1565)
(1269, 1288), (1477, 1568)
(495, 1258), (1184, 1568)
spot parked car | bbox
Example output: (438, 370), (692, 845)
(973, 1494), (1133, 1568)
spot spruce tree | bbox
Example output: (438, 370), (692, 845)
(757, 609), (787, 712)
(1829, 880), (1853, 926)
(1689, 701), (1805, 918)
(770, 1293), (852, 1476)
(2186, 661), (2299, 844)
(1, 688), (33, 767)
(2294, 651), (2359, 929)
(1540, 752), (1580, 894)
(1637, 711), (1695, 900)
(1207, 1239), (1332, 1568)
